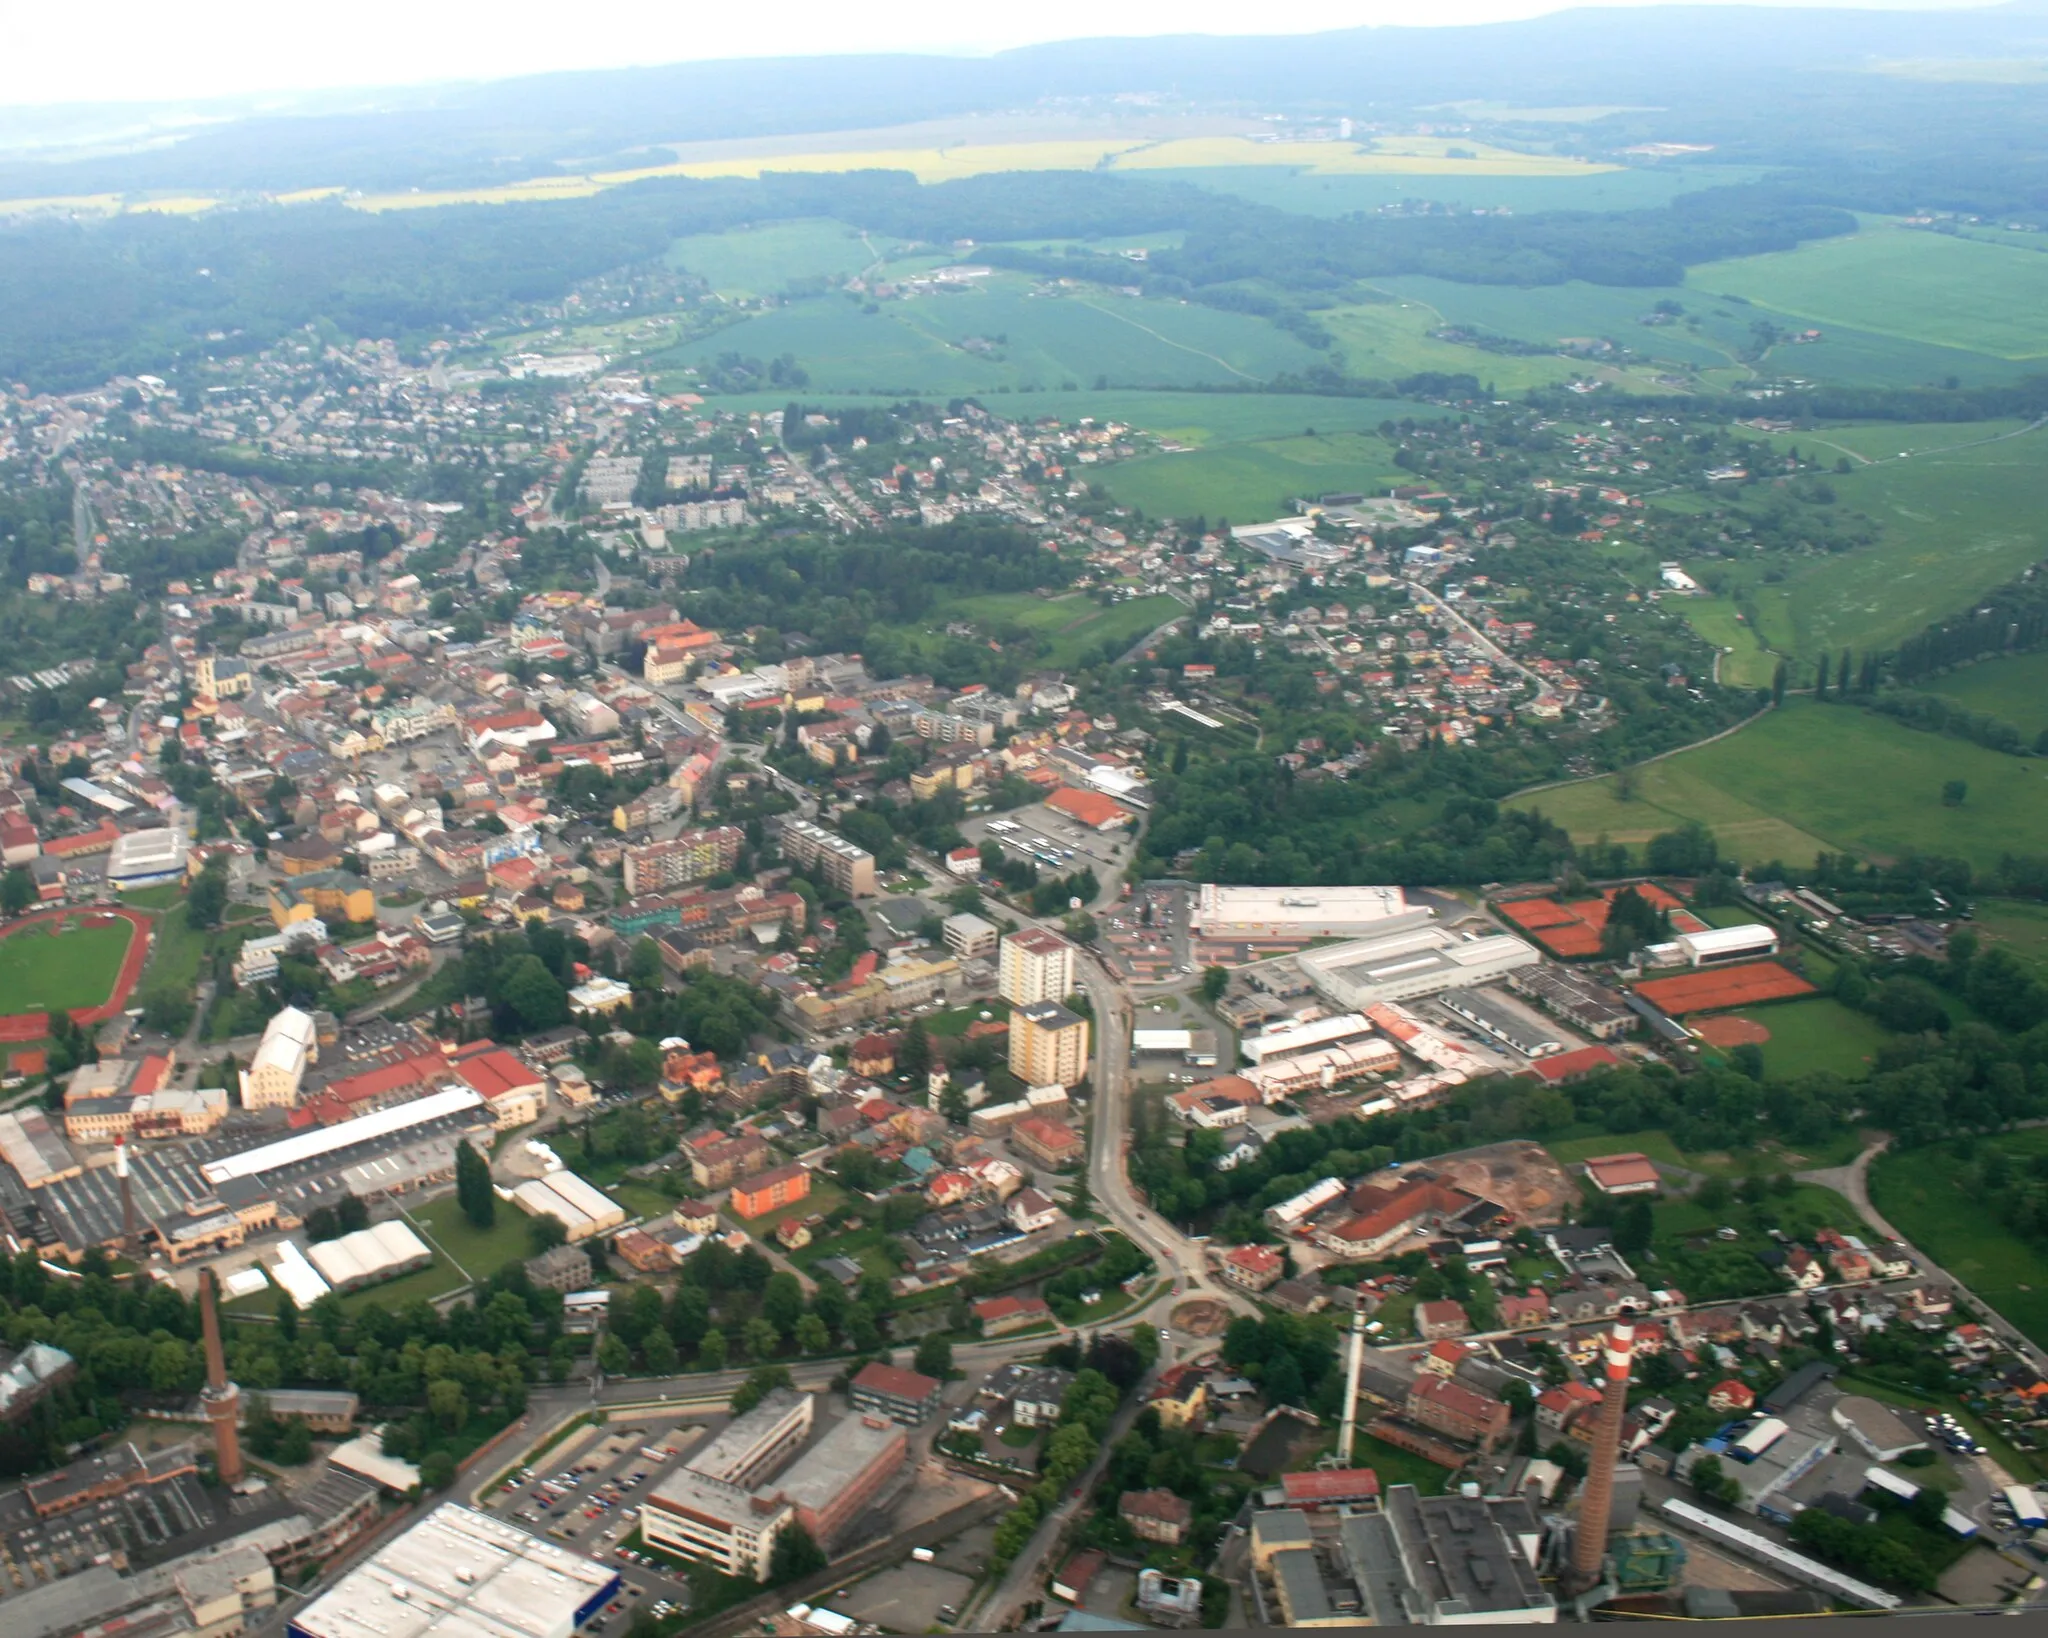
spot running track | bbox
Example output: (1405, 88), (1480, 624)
(0, 906), (153, 1042)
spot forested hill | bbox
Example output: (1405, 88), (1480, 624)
(0, 172), (1849, 391)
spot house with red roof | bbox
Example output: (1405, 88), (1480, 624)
(451, 1041), (547, 1129)
(1218, 1243), (1284, 1293)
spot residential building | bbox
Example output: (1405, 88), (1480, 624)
(975, 1294), (1052, 1336)
(622, 826), (745, 895)
(942, 912), (998, 960)
(999, 928), (1075, 1006)
(1120, 1489), (1192, 1546)
(524, 1245), (594, 1292)
(1010, 1115), (1083, 1169)
(731, 1163), (810, 1220)
(777, 818), (877, 898)
(1009, 1000), (1090, 1088)
(1219, 1244), (1285, 1292)
(1405, 1376), (1510, 1451)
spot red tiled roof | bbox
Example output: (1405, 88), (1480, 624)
(852, 1360), (940, 1403)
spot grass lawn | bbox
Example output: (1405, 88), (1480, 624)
(789, 1224), (902, 1282)
(1732, 995), (1894, 1081)
(1870, 1133), (2048, 1357)
(1347, 1429), (1449, 1494)
(926, 999), (1010, 1038)
(404, 1193), (543, 1288)
(1924, 650), (2048, 742)
(1544, 1129), (1699, 1172)
(875, 590), (1184, 672)
(0, 916), (137, 1014)
(1692, 224), (2048, 360)
(142, 903), (214, 995)
(998, 1422), (1038, 1448)
(118, 883), (185, 911)
(611, 1181), (677, 1223)
(1510, 697), (2048, 873)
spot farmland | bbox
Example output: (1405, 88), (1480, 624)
(1692, 223), (2048, 360)
(648, 284), (1322, 395)
(1321, 298), (1585, 393)
(1510, 697), (2048, 873)
(1096, 430), (1402, 522)
(1149, 164), (1769, 218)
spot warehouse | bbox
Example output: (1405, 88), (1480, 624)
(1506, 965), (1635, 1040)
(1296, 927), (1541, 1012)
(1667, 925), (1780, 968)
(511, 1171), (625, 1242)
(287, 1502), (619, 1638)
(200, 1089), (486, 1185)
(1241, 1013), (1375, 1064)
(105, 827), (189, 890)
(771, 1412), (908, 1547)
(305, 1220), (433, 1292)
(1435, 989), (1564, 1058)
(1191, 884), (1427, 942)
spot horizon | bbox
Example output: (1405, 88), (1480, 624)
(0, 0), (2016, 112)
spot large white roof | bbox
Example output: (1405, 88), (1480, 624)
(200, 1087), (484, 1184)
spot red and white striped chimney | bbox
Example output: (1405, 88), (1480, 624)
(1567, 1307), (1636, 1592)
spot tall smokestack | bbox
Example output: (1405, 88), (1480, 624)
(1567, 1307), (1636, 1595)
(1338, 1304), (1365, 1465)
(198, 1269), (244, 1486)
(116, 1137), (138, 1259)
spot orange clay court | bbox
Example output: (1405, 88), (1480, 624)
(1634, 961), (1816, 1015)
(1497, 883), (1704, 959)
(1692, 1016), (1772, 1047)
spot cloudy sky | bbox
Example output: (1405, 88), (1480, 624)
(0, 0), (1994, 106)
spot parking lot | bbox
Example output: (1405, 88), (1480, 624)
(482, 1415), (720, 1633)
(961, 803), (1131, 888)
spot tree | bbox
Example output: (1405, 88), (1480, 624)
(938, 1080), (969, 1126)
(419, 1449), (456, 1491)
(762, 1273), (805, 1338)
(428, 1378), (469, 1432)
(456, 1140), (495, 1230)
(768, 1521), (826, 1584)
(697, 1328), (729, 1369)
(642, 1328), (678, 1374)
(795, 1314), (830, 1354)
(499, 955), (569, 1032)
(1770, 659), (1787, 708)
(914, 1336), (953, 1380)
(732, 1364), (794, 1413)
(275, 1289), (299, 1344)
(0, 867), (34, 918)
(1612, 1197), (1654, 1257)
(1941, 779), (1967, 808)
(185, 862), (228, 929)
(597, 1333), (631, 1374)
(899, 1019), (932, 1082)
(529, 1213), (568, 1253)
(1200, 966), (1229, 1004)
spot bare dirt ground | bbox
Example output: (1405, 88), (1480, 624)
(1172, 1298), (1231, 1336)
(1426, 1139), (1579, 1225)
(1694, 1016), (1772, 1047)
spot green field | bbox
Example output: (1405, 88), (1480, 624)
(1322, 297), (1584, 392)
(1376, 274), (1745, 372)
(1733, 996), (1893, 1081)
(1922, 649), (2048, 740)
(1097, 430), (1402, 521)
(665, 219), (891, 294)
(1730, 422), (2048, 660)
(1693, 224), (2048, 360)
(1678, 595), (1779, 688)
(1870, 1132), (2048, 1352)
(1511, 697), (2048, 873)
(650, 285), (1321, 395)
(0, 918), (135, 1015)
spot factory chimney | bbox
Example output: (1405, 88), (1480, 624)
(1338, 1303), (1365, 1465)
(198, 1269), (244, 1486)
(116, 1136), (138, 1259)
(1566, 1306), (1635, 1595)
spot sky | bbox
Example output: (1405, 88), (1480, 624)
(0, 0), (2000, 107)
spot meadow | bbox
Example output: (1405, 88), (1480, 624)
(665, 219), (892, 294)
(1717, 422), (2048, 661)
(1974, 898), (2048, 979)
(1321, 297), (1585, 392)
(1676, 594), (1779, 688)
(1922, 650), (2048, 740)
(880, 590), (1185, 668)
(648, 285), (1322, 395)
(1510, 697), (2048, 873)
(1692, 223), (2048, 360)
(0, 918), (135, 1015)
(1096, 430), (1402, 522)
(1870, 1132), (2048, 1350)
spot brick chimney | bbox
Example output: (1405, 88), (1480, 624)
(199, 1269), (244, 1486)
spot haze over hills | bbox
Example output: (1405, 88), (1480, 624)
(3, 1), (2048, 195)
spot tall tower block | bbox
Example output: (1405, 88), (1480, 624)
(116, 1136), (138, 1258)
(199, 1269), (244, 1486)
(1567, 1306), (1636, 1594)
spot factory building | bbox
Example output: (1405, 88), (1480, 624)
(288, 1503), (619, 1638)
(1294, 926), (1540, 1012)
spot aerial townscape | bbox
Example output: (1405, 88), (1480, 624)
(2, 2), (2048, 1635)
